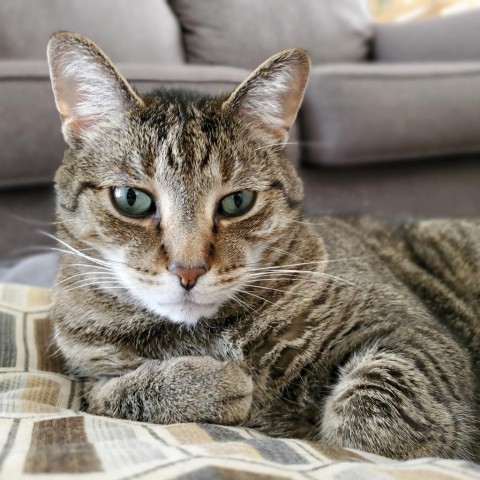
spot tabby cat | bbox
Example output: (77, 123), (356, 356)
(47, 32), (480, 461)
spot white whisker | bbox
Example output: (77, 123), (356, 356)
(248, 275), (321, 285)
(247, 269), (360, 288)
(231, 293), (256, 315)
(61, 280), (123, 293)
(237, 289), (288, 311)
(51, 247), (112, 268)
(247, 259), (363, 272)
(289, 219), (325, 227)
(253, 141), (298, 152)
(265, 245), (304, 261)
(68, 263), (114, 272)
(246, 256), (370, 270)
(42, 231), (126, 268)
(63, 277), (120, 288)
(55, 271), (118, 287)
(242, 282), (312, 299)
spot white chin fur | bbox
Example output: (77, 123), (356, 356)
(146, 301), (220, 325)
(118, 278), (223, 325)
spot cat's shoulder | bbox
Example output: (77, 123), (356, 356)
(305, 214), (480, 240)
(303, 214), (479, 265)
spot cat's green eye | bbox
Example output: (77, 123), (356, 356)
(218, 190), (256, 217)
(112, 187), (154, 217)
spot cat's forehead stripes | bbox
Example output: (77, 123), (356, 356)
(137, 94), (243, 195)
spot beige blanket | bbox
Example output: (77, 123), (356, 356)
(0, 282), (478, 479)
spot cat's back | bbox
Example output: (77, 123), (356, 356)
(311, 215), (480, 352)
(402, 218), (480, 304)
(401, 218), (480, 354)
(311, 215), (479, 300)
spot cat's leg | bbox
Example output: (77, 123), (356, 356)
(85, 356), (253, 425)
(319, 345), (475, 459)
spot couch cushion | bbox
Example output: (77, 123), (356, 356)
(0, 61), (309, 192)
(0, 186), (56, 263)
(0, 0), (185, 64)
(301, 63), (480, 166)
(374, 9), (480, 63)
(169, 0), (373, 69)
(0, 254), (58, 288)
(300, 157), (480, 218)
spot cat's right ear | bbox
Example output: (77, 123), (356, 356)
(47, 31), (144, 147)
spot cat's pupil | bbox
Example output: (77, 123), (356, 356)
(126, 188), (136, 207)
(234, 193), (243, 208)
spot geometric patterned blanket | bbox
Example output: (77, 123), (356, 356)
(0, 282), (479, 479)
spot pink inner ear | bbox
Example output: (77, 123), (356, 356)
(240, 74), (306, 142)
(47, 34), (146, 147)
(227, 53), (310, 143)
(53, 70), (85, 117)
(281, 74), (308, 127)
(55, 76), (96, 135)
(58, 87), (80, 117)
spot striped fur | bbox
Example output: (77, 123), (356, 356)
(48, 33), (480, 461)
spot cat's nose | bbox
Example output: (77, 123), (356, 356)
(168, 264), (207, 290)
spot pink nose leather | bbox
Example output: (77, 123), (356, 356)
(169, 265), (207, 290)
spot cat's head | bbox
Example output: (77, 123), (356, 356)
(48, 32), (310, 325)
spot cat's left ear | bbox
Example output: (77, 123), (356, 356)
(47, 31), (144, 146)
(223, 49), (310, 143)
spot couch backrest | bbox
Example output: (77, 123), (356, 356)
(375, 9), (480, 63)
(0, 0), (185, 64)
(168, 0), (373, 69)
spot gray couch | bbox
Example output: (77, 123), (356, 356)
(1, 0), (480, 284)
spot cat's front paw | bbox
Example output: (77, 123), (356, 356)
(85, 357), (253, 425)
(160, 356), (254, 425)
